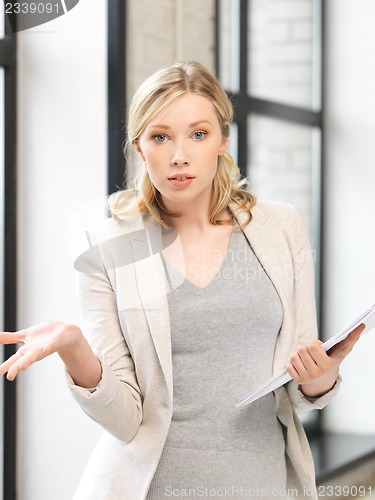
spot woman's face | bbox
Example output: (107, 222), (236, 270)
(135, 92), (228, 211)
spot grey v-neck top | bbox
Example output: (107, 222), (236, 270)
(146, 227), (286, 499)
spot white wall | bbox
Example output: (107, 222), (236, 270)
(323, 0), (375, 434)
(17, 1), (106, 498)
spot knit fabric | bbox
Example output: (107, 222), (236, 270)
(147, 228), (286, 499)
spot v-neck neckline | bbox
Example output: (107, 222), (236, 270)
(163, 225), (239, 296)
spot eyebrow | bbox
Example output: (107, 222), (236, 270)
(149, 120), (213, 130)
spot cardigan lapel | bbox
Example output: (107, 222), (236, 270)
(129, 220), (174, 399)
(230, 202), (289, 304)
(230, 203), (294, 375)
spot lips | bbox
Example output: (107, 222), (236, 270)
(167, 174), (195, 181)
(167, 174), (195, 187)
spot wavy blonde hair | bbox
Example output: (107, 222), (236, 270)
(109, 61), (255, 227)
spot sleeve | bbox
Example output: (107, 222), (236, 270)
(66, 253), (143, 442)
(287, 375), (342, 413)
(284, 205), (341, 413)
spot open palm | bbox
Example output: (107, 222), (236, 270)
(0, 321), (80, 381)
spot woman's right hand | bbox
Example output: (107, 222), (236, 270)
(0, 321), (102, 387)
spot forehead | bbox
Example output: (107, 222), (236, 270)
(146, 93), (220, 129)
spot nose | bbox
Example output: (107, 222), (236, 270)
(171, 141), (190, 166)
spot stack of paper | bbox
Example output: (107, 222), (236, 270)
(236, 303), (375, 407)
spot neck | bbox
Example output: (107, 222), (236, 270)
(162, 191), (213, 231)
(164, 200), (233, 234)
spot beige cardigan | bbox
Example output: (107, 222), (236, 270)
(68, 198), (340, 500)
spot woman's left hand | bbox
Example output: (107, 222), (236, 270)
(286, 323), (365, 398)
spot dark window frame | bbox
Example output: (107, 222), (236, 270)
(1, 11), (18, 500)
(107, 0), (127, 195)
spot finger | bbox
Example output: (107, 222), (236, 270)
(347, 324), (365, 344)
(353, 323), (365, 335)
(0, 331), (26, 345)
(304, 342), (332, 368)
(292, 341), (324, 372)
(287, 350), (312, 381)
(341, 323), (364, 345)
(0, 342), (42, 379)
(6, 359), (24, 381)
(327, 323), (364, 360)
(286, 356), (313, 384)
(5, 348), (43, 381)
(0, 349), (25, 378)
(287, 341), (331, 383)
(285, 361), (299, 381)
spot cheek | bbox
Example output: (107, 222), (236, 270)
(143, 144), (169, 164)
(145, 161), (164, 188)
(142, 148), (158, 171)
(146, 163), (158, 180)
(205, 141), (224, 161)
(206, 148), (221, 170)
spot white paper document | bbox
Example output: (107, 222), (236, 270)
(236, 303), (375, 408)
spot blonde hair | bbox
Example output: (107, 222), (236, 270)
(109, 61), (255, 227)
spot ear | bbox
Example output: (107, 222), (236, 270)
(218, 136), (229, 156)
(134, 141), (145, 161)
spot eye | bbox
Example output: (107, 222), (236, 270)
(152, 134), (168, 143)
(192, 131), (206, 140)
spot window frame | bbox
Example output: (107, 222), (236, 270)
(0, 10), (17, 500)
(107, 0), (127, 195)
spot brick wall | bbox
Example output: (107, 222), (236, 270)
(249, 0), (315, 108)
(126, 0), (215, 101)
(247, 0), (318, 233)
(248, 115), (314, 229)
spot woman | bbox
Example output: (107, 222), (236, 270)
(0, 62), (362, 499)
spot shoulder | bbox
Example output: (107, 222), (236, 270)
(231, 198), (304, 229)
(74, 190), (155, 273)
(238, 199), (311, 251)
(251, 199), (300, 222)
(255, 201), (312, 262)
(252, 200), (306, 231)
(87, 189), (147, 246)
(229, 199), (302, 224)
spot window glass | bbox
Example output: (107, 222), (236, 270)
(248, 0), (321, 110)
(218, 0), (240, 93)
(247, 114), (321, 235)
(228, 122), (238, 166)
